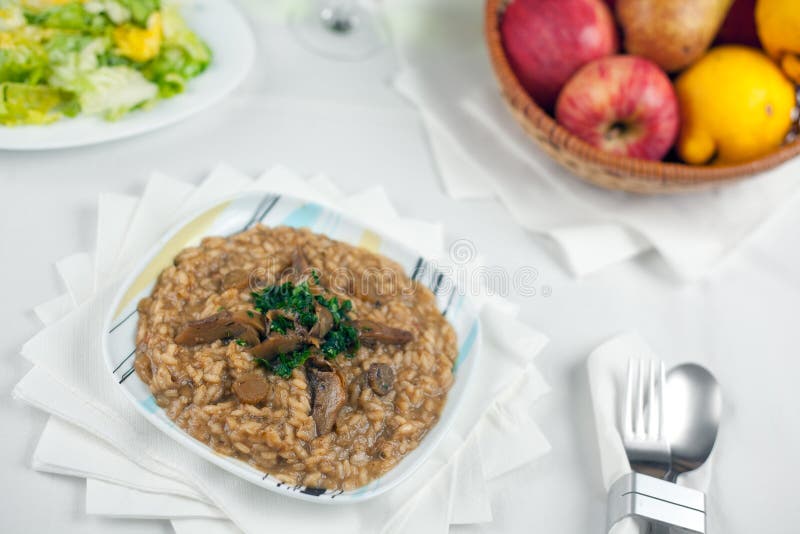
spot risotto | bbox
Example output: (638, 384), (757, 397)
(134, 225), (458, 490)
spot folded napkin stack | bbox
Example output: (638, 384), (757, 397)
(14, 163), (551, 533)
(384, 0), (800, 280)
(588, 333), (712, 534)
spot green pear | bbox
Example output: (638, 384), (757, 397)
(617, 0), (735, 72)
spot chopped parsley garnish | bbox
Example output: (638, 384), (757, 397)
(250, 280), (360, 376)
(321, 323), (359, 359)
(252, 280), (317, 329)
(235, 338), (248, 347)
(256, 348), (311, 379)
(315, 294), (352, 325)
(316, 295), (359, 359)
(270, 315), (294, 335)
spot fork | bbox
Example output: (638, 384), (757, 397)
(622, 358), (671, 479)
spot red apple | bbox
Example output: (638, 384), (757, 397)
(501, 0), (618, 111)
(555, 55), (679, 161)
(714, 0), (760, 48)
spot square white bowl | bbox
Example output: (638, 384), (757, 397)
(102, 192), (481, 504)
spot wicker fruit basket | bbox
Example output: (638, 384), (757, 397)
(485, 0), (800, 194)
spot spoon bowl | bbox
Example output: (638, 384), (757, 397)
(664, 363), (722, 482)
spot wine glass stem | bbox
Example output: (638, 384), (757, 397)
(319, 0), (358, 34)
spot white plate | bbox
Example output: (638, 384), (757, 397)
(0, 0), (254, 151)
(102, 192), (482, 504)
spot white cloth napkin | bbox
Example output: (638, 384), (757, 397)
(86, 479), (225, 519)
(384, 0), (800, 280)
(15, 163), (551, 533)
(587, 333), (711, 533)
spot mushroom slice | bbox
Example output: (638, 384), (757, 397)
(291, 246), (310, 276)
(222, 269), (251, 291)
(236, 325), (261, 347)
(175, 310), (245, 345)
(283, 246), (311, 284)
(233, 372), (269, 404)
(309, 304), (333, 339)
(175, 310), (262, 346)
(345, 263), (394, 304)
(367, 363), (395, 396)
(347, 374), (367, 408)
(285, 246), (324, 295)
(351, 320), (413, 347)
(249, 332), (304, 359)
(231, 311), (266, 336)
(306, 357), (346, 436)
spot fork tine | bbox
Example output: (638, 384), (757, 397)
(621, 358), (672, 478)
(636, 358), (645, 438)
(647, 360), (657, 438)
(624, 357), (634, 438)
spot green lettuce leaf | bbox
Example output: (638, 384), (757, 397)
(44, 32), (103, 66)
(0, 37), (47, 84)
(52, 63), (157, 119)
(161, 4), (210, 63)
(44, 34), (156, 120)
(82, 0), (132, 25)
(143, 4), (210, 97)
(142, 45), (196, 97)
(0, 82), (77, 125)
(25, 3), (110, 34)
(113, 0), (160, 27)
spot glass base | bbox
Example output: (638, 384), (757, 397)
(290, 2), (385, 61)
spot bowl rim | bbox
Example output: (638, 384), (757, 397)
(484, 0), (800, 190)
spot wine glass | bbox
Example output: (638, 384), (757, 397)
(290, 0), (386, 61)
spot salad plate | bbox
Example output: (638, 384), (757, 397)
(0, 0), (254, 151)
(102, 192), (481, 503)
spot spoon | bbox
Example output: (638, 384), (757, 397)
(663, 363), (723, 482)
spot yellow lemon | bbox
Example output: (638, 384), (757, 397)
(756, 0), (800, 83)
(675, 45), (796, 165)
(113, 12), (162, 63)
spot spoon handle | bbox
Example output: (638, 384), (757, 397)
(607, 472), (706, 534)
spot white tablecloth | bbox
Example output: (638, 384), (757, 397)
(1, 1), (798, 533)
